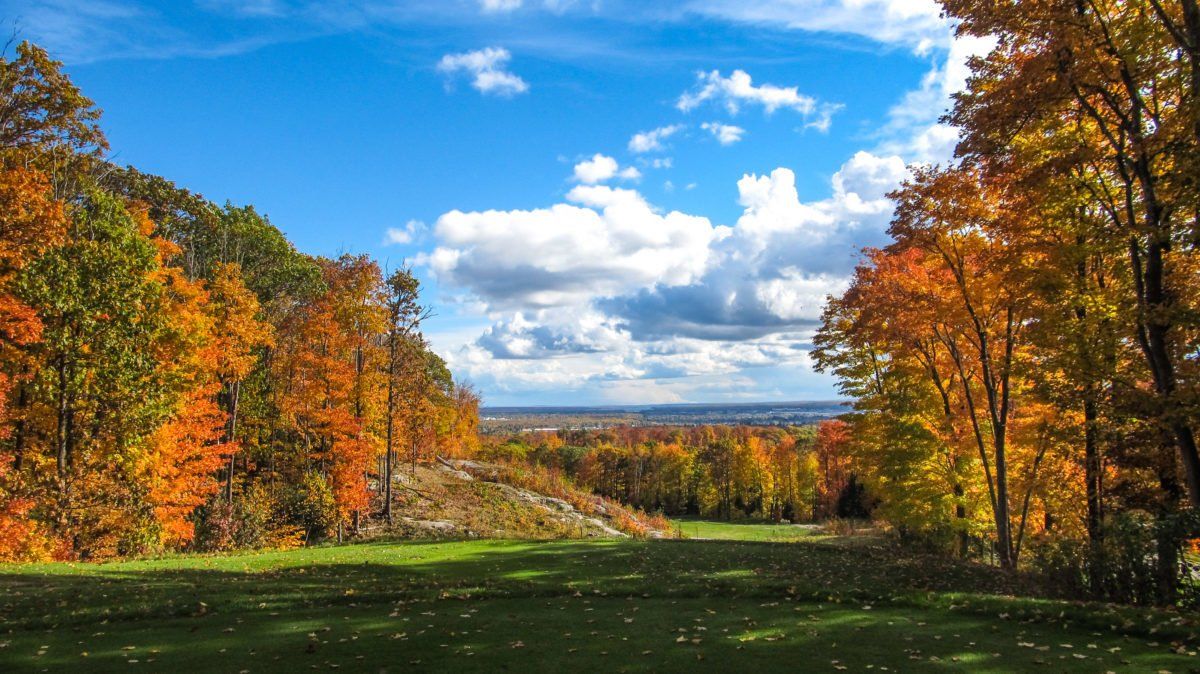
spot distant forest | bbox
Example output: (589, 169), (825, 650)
(479, 401), (849, 433)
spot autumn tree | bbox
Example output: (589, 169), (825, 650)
(206, 262), (273, 501)
(0, 37), (476, 558)
(946, 0), (1200, 509)
(0, 41), (107, 196)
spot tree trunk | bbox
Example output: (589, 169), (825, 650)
(55, 356), (70, 480)
(1136, 241), (1200, 506)
(224, 379), (241, 502)
(54, 354), (76, 546)
(10, 379), (28, 471)
(384, 333), (397, 523)
(954, 481), (968, 558)
(993, 442), (1014, 569)
(1155, 466), (1183, 606)
(1083, 390), (1105, 595)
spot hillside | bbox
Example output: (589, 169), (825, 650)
(364, 458), (666, 541)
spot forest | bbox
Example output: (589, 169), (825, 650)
(9, 2), (1200, 671)
(480, 422), (868, 524)
(809, 0), (1200, 605)
(1, 0), (1199, 614)
(0, 42), (479, 561)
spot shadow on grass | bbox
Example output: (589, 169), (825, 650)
(3, 538), (1198, 665)
(8, 591), (1190, 673)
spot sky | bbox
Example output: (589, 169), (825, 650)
(3, 0), (991, 406)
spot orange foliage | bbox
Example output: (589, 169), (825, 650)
(276, 256), (385, 529)
(145, 384), (233, 547)
(208, 262), (273, 382)
(140, 224), (237, 548)
(0, 166), (66, 431)
(814, 419), (851, 519)
(330, 435), (373, 519)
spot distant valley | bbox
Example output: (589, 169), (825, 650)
(479, 400), (851, 433)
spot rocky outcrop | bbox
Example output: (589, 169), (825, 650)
(436, 457), (655, 538)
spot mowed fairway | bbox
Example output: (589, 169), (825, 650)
(672, 518), (827, 542)
(2, 532), (1197, 673)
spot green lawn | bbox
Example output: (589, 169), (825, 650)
(670, 517), (826, 542)
(1, 531), (1197, 672)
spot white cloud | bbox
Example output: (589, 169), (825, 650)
(804, 103), (843, 133)
(197, 0), (287, 17)
(479, 0), (522, 12)
(678, 70), (828, 117)
(424, 149), (911, 400)
(687, 0), (950, 51)
(596, 153), (906, 343)
(477, 0), (583, 13)
(873, 34), (995, 163)
(573, 153), (619, 183)
(421, 184), (725, 310)
(384, 219), (425, 245)
(437, 47), (529, 97)
(700, 121), (745, 145)
(572, 154), (641, 183)
(628, 124), (684, 153)
(10, 0), (286, 63)
(618, 166), (643, 180)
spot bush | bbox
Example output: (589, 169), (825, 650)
(285, 472), (338, 543)
(1026, 510), (1200, 607)
(195, 482), (308, 552)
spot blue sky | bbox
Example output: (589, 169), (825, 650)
(5, 0), (990, 406)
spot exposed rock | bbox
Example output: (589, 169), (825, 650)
(365, 456), (667, 541)
(438, 458), (642, 538)
(433, 457), (475, 482)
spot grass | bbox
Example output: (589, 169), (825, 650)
(670, 517), (827, 542)
(2, 530), (1198, 672)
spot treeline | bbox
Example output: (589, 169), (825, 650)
(479, 422), (868, 522)
(814, 1), (1200, 604)
(0, 43), (477, 561)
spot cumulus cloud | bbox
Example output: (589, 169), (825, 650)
(700, 121), (745, 145)
(599, 153), (905, 343)
(475, 311), (625, 359)
(421, 184), (725, 310)
(678, 70), (829, 119)
(424, 149), (909, 401)
(384, 219), (425, 245)
(573, 153), (641, 184)
(628, 124), (684, 153)
(437, 47), (529, 97)
(443, 320), (817, 403)
(573, 153), (618, 183)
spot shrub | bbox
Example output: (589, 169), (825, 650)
(1026, 510), (1200, 607)
(285, 472), (338, 543)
